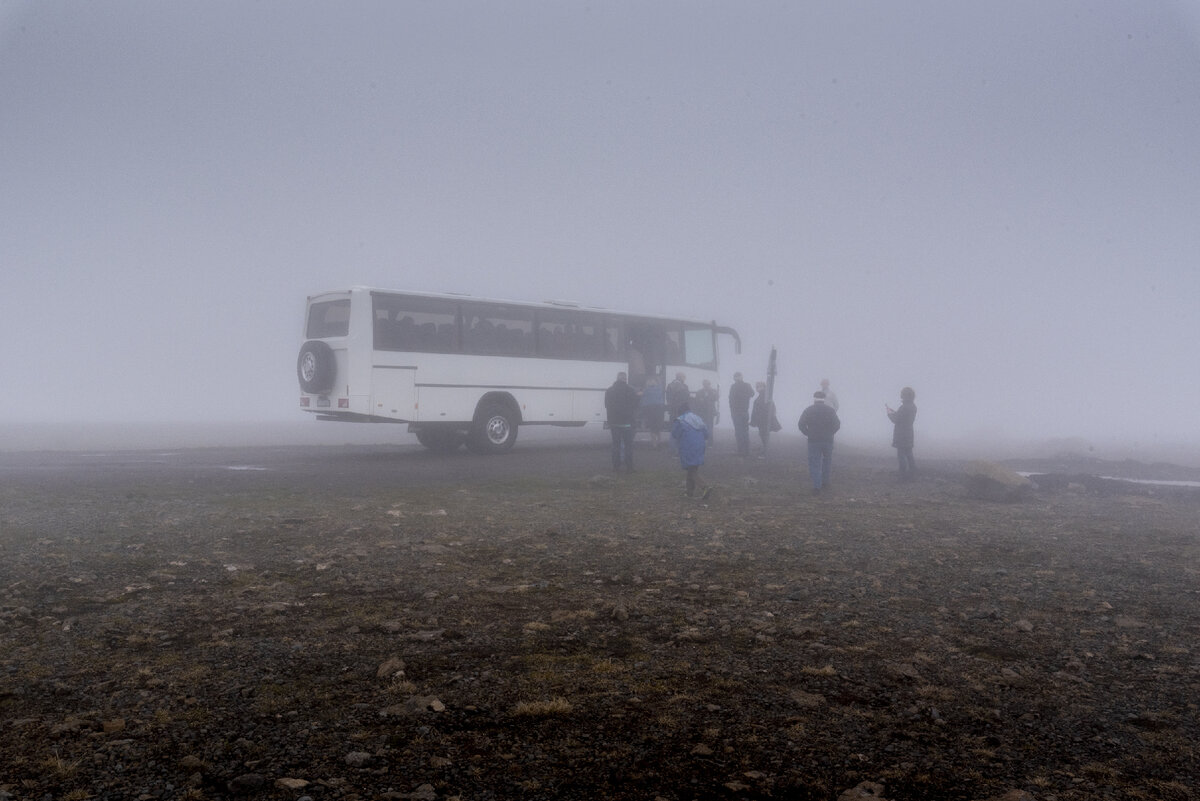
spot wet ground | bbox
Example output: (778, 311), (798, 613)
(2, 435), (1199, 800)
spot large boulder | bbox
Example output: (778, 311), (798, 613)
(964, 461), (1033, 501)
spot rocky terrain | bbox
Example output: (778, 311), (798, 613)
(1, 442), (1198, 800)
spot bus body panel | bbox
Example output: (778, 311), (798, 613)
(297, 287), (739, 444)
(370, 366), (417, 420)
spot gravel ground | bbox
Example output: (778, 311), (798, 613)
(1, 438), (1198, 801)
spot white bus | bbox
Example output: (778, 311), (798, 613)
(296, 287), (741, 453)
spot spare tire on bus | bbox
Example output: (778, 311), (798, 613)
(297, 340), (336, 394)
(466, 400), (518, 454)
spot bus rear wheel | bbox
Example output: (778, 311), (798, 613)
(467, 403), (518, 454)
(415, 429), (465, 453)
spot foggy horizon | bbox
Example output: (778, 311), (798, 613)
(3, 2), (1198, 452)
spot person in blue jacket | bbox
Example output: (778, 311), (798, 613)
(671, 402), (712, 499)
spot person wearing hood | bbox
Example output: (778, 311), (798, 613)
(671, 402), (711, 499)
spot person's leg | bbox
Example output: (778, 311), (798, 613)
(897, 448), (906, 475)
(685, 466), (697, 496)
(821, 441), (834, 488)
(807, 440), (822, 490)
(621, 428), (636, 471)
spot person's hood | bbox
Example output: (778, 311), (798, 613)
(678, 411), (706, 430)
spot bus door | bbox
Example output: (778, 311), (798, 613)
(626, 322), (666, 390)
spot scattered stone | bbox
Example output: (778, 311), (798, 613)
(228, 773), (267, 793)
(964, 461), (1033, 501)
(276, 778), (310, 790)
(179, 755), (207, 771)
(102, 718), (125, 734)
(344, 751), (373, 766)
(691, 744), (714, 756)
(611, 603), (629, 621)
(382, 696), (446, 716)
(837, 781), (888, 800)
(377, 657), (407, 678)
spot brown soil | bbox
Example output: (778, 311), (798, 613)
(1, 441), (1198, 801)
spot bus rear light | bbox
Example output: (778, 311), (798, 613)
(338, 398), (349, 408)
(300, 397), (310, 407)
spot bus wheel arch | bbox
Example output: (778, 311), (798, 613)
(467, 394), (520, 454)
(297, 340), (336, 394)
(415, 428), (466, 453)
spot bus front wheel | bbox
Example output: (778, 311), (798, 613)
(467, 403), (518, 454)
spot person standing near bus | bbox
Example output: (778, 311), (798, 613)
(671, 402), (711, 499)
(605, 371), (641, 472)
(666, 372), (690, 419)
(640, 374), (666, 448)
(693, 379), (719, 443)
(728, 372), (754, 457)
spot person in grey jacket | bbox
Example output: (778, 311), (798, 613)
(798, 391), (841, 494)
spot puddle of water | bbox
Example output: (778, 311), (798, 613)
(1019, 471), (1200, 489)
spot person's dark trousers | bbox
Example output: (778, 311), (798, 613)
(611, 426), (635, 471)
(897, 448), (915, 477)
(807, 439), (834, 490)
(733, 415), (750, 456)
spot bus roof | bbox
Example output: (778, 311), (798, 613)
(308, 285), (737, 331)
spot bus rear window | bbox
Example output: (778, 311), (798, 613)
(306, 299), (351, 338)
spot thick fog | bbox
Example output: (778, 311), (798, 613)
(2, 2), (1198, 457)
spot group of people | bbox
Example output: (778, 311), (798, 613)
(605, 370), (918, 497)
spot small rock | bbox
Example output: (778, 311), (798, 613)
(344, 751), (373, 766)
(377, 657), (407, 678)
(963, 461), (1033, 501)
(228, 773), (267, 793)
(691, 744), (714, 756)
(838, 781), (888, 800)
(179, 755), (206, 771)
(276, 778), (310, 790)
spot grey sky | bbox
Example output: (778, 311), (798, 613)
(2, 2), (1198, 451)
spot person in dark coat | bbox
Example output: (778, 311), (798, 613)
(604, 371), (641, 472)
(886, 386), (918, 479)
(665, 372), (691, 419)
(671, 402), (711, 499)
(749, 381), (775, 457)
(798, 391), (841, 494)
(693, 379), (719, 443)
(728, 372), (754, 457)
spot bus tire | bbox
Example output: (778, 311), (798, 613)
(468, 402), (518, 454)
(415, 429), (465, 452)
(297, 341), (336, 394)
